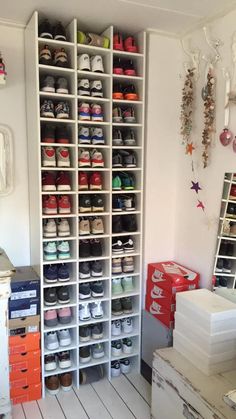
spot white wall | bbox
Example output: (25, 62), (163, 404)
(175, 9), (236, 288)
(0, 24), (30, 266)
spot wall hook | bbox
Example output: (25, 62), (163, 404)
(203, 26), (223, 65)
(181, 39), (200, 80)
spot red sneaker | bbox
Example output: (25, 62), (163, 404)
(230, 185), (236, 200)
(43, 195), (58, 214)
(42, 172), (56, 191)
(90, 172), (102, 190)
(113, 33), (124, 51)
(56, 171), (71, 191)
(79, 172), (89, 190)
(58, 195), (71, 214)
(124, 36), (138, 53)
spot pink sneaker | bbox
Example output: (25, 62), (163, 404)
(79, 102), (90, 121)
(44, 309), (58, 327)
(58, 195), (71, 214)
(58, 306), (72, 324)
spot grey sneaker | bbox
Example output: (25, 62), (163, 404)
(56, 77), (69, 94)
(41, 75), (55, 93)
(91, 260), (103, 277)
(121, 297), (133, 314)
(91, 323), (103, 339)
(92, 343), (105, 359)
(124, 129), (136, 146)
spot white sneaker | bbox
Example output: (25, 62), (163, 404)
(90, 55), (104, 73)
(43, 219), (57, 238)
(91, 104), (103, 122)
(56, 147), (70, 168)
(79, 149), (91, 167)
(78, 53), (91, 71)
(57, 219), (70, 237)
(90, 301), (104, 319)
(120, 358), (131, 373)
(111, 340), (122, 357)
(91, 127), (104, 145)
(78, 126), (90, 144)
(45, 331), (59, 350)
(111, 319), (121, 336)
(42, 147), (56, 167)
(78, 78), (90, 96)
(79, 302), (91, 321)
(91, 149), (104, 167)
(111, 360), (121, 377)
(121, 317), (133, 333)
(90, 80), (103, 97)
(57, 329), (71, 346)
(122, 338), (133, 354)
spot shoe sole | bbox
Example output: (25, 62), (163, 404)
(78, 90), (90, 96)
(41, 87), (55, 93)
(92, 351), (105, 359)
(92, 333), (103, 340)
(57, 185), (71, 191)
(58, 254), (71, 259)
(79, 186), (89, 190)
(58, 209), (71, 214)
(44, 300), (57, 306)
(43, 162), (56, 167)
(124, 117), (136, 123)
(112, 310), (123, 316)
(80, 316), (91, 321)
(80, 356), (91, 363)
(79, 116), (91, 121)
(56, 88), (69, 94)
(91, 272), (103, 277)
(91, 314), (103, 319)
(90, 185), (102, 190)
(79, 294), (91, 299)
(58, 316), (72, 324)
(124, 94), (139, 101)
(58, 298), (70, 304)
(43, 232), (57, 238)
(61, 385), (72, 392)
(79, 207), (91, 212)
(42, 186), (57, 191)
(56, 114), (69, 119)
(59, 360), (72, 369)
(46, 342), (59, 351)
(45, 363), (57, 371)
(124, 70), (136, 76)
(79, 162), (91, 167)
(113, 117), (123, 123)
(40, 32), (53, 39)
(79, 273), (91, 279)
(79, 336), (91, 342)
(58, 231), (70, 237)
(79, 139), (91, 144)
(113, 93), (123, 100)
(44, 278), (58, 283)
(57, 162), (70, 168)
(91, 93), (103, 98)
(59, 339), (72, 346)
(91, 162), (104, 168)
(46, 388), (60, 396)
(91, 117), (103, 122)
(92, 230), (104, 234)
(113, 68), (124, 75)
(44, 255), (57, 261)
(54, 35), (67, 41)
(92, 207), (104, 212)
(41, 112), (55, 118)
(91, 291), (104, 298)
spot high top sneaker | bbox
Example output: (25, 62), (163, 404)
(39, 19), (53, 39)
(123, 107), (136, 123)
(78, 54), (91, 71)
(90, 80), (103, 98)
(42, 172), (56, 191)
(79, 103), (90, 121)
(56, 172), (71, 191)
(79, 172), (89, 190)
(56, 77), (69, 94)
(112, 129), (123, 146)
(54, 21), (67, 41)
(54, 48), (68, 68)
(58, 195), (71, 214)
(58, 219), (70, 237)
(91, 104), (103, 122)
(56, 147), (70, 167)
(40, 75), (55, 92)
(40, 100), (54, 118)
(90, 55), (104, 73)
(42, 146), (56, 167)
(39, 45), (52, 65)
(43, 219), (57, 238)
(78, 79), (90, 96)
(79, 149), (91, 167)
(79, 126), (91, 144)
(91, 149), (104, 167)
(113, 57), (124, 75)
(113, 33), (124, 51)
(91, 127), (104, 145)
(124, 59), (136, 76)
(56, 125), (70, 144)
(113, 107), (123, 123)
(43, 195), (58, 215)
(124, 36), (138, 53)
(41, 125), (55, 143)
(55, 102), (69, 119)
(90, 172), (102, 190)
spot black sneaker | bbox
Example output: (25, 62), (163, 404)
(112, 216), (123, 233)
(58, 351), (71, 368)
(57, 286), (70, 304)
(223, 259), (232, 273)
(91, 323), (103, 339)
(123, 237), (134, 252)
(112, 299), (123, 316)
(121, 297), (133, 314)
(41, 124), (55, 143)
(124, 129), (136, 146)
(90, 239), (102, 257)
(112, 196), (123, 212)
(79, 195), (92, 212)
(55, 102), (70, 119)
(112, 152), (123, 167)
(91, 195), (104, 212)
(39, 19), (53, 39)
(55, 125), (70, 144)
(91, 260), (103, 277)
(113, 129), (123, 146)
(122, 214), (137, 232)
(226, 243), (234, 256)
(226, 203), (236, 218)
(40, 75), (55, 93)
(91, 281), (104, 297)
(79, 283), (91, 299)
(79, 240), (91, 258)
(39, 45), (52, 65)
(215, 258), (224, 273)
(79, 325), (91, 342)
(44, 354), (57, 371)
(79, 346), (91, 363)
(219, 242), (227, 255)
(44, 265), (58, 283)
(219, 277), (228, 287)
(79, 261), (91, 279)
(44, 287), (57, 306)
(112, 239), (123, 254)
(54, 22), (67, 41)
(40, 100), (54, 118)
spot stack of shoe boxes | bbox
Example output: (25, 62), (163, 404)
(145, 261), (200, 328)
(8, 266), (41, 404)
(174, 289), (236, 375)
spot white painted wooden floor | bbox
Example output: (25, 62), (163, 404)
(12, 374), (151, 419)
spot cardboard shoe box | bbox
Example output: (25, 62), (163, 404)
(146, 281), (176, 311)
(9, 350), (41, 371)
(10, 367), (41, 387)
(145, 298), (175, 328)
(9, 332), (40, 355)
(10, 266), (40, 301)
(9, 315), (40, 336)
(10, 383), (42, 405)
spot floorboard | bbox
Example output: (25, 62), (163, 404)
(74, 384), (112, 419)
(38, 395), (65, 419)
(12, 404), (26, 419)
(56, 388), (88, 419)
(111, 375), (150, 419)
(92, 378), (135, 419)
(126, 373), (151, 405)
(22, 401), (43, 419)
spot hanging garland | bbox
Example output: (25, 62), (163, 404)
(180, 68), (195, 147)
(201, 68), (216, 168)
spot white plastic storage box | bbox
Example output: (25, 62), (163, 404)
(176, 289), (236, 333)
(215, 288), (236, 304)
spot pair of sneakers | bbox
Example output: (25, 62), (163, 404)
(78, 54), (104, 73)
(79, 217), (104, 235)
(43, 241), (70, 261)
(79, 300), (104, 321)
(43, 195), (71, 215)
(111, 317), (133, 336)
(45, 329), (71, 350)
(112, 256), (134, 274)
(44, 307), (72, 326)
(79, 126), (104, 145)
(111, 359), (131, 376)
(40, 75), (69, 94)
(79, 103), (103, 122)
(112, 150), (137, 168)
(112, 172), (135, 190)
(78, 79), (103, 98)
(43, 218), (70, 238)
(79, 194), (104, 213)
(112, 276), (134, 295)
(113, 128), (136, 146)
(39, 45), (68, 67)
(42, 146), (70, 168)
(44, 286), (70, 305)
(79, 343), (104, 363)
(40, 100), (70, 119)
(79, 149), (104, 168)
(42, 171), (71, 192)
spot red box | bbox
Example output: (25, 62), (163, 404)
(9, 332), (40, 355)
(146, 281), (176, 310)
(147, 261), (200, 294)
(9, 350), (41, 370)
(10, 367), (41, 387)
(145, 297), (175, 328)
(10, 383), (41, 405)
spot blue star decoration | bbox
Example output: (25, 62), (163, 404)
(190, 181), (202, 194)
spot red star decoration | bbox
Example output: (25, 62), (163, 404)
(190, 181), (202, 194)
(197, 200), (205, 211)
(186, 142), (195, 155)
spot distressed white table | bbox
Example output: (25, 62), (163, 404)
(152, 347), (236, 419)
(0, 249), (15, 419)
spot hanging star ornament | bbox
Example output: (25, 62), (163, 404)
(197, 200), (205, 211)
(185, 142), (195, 155)
(190, 181), (202, 194)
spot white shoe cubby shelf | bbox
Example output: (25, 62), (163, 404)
(25, 11), (145, 396)
(213, 173), (236, 289)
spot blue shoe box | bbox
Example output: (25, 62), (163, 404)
(9, 266), (40, 319)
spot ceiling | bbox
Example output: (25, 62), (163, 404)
(1, 0), (236, 36)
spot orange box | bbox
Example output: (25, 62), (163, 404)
(9, 332), (40, 355)
(10, 367), (41, 387)
(9, 350), (41, 371)
(11, 383), (41, 405)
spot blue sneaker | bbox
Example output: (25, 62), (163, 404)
(44, 265), (58, 283)
(91, 127), (104, 145)
(58, 263), (70, 282)
(79, 126), (90, 144)
(112, 196), (123, 212)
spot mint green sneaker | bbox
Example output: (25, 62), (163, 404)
(44, 242), (57, 261)
(112, 277), (123, 295)
(112, 175), (122, 190)
(121, 276), (134, 292)
(57, 241), (71, 259)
